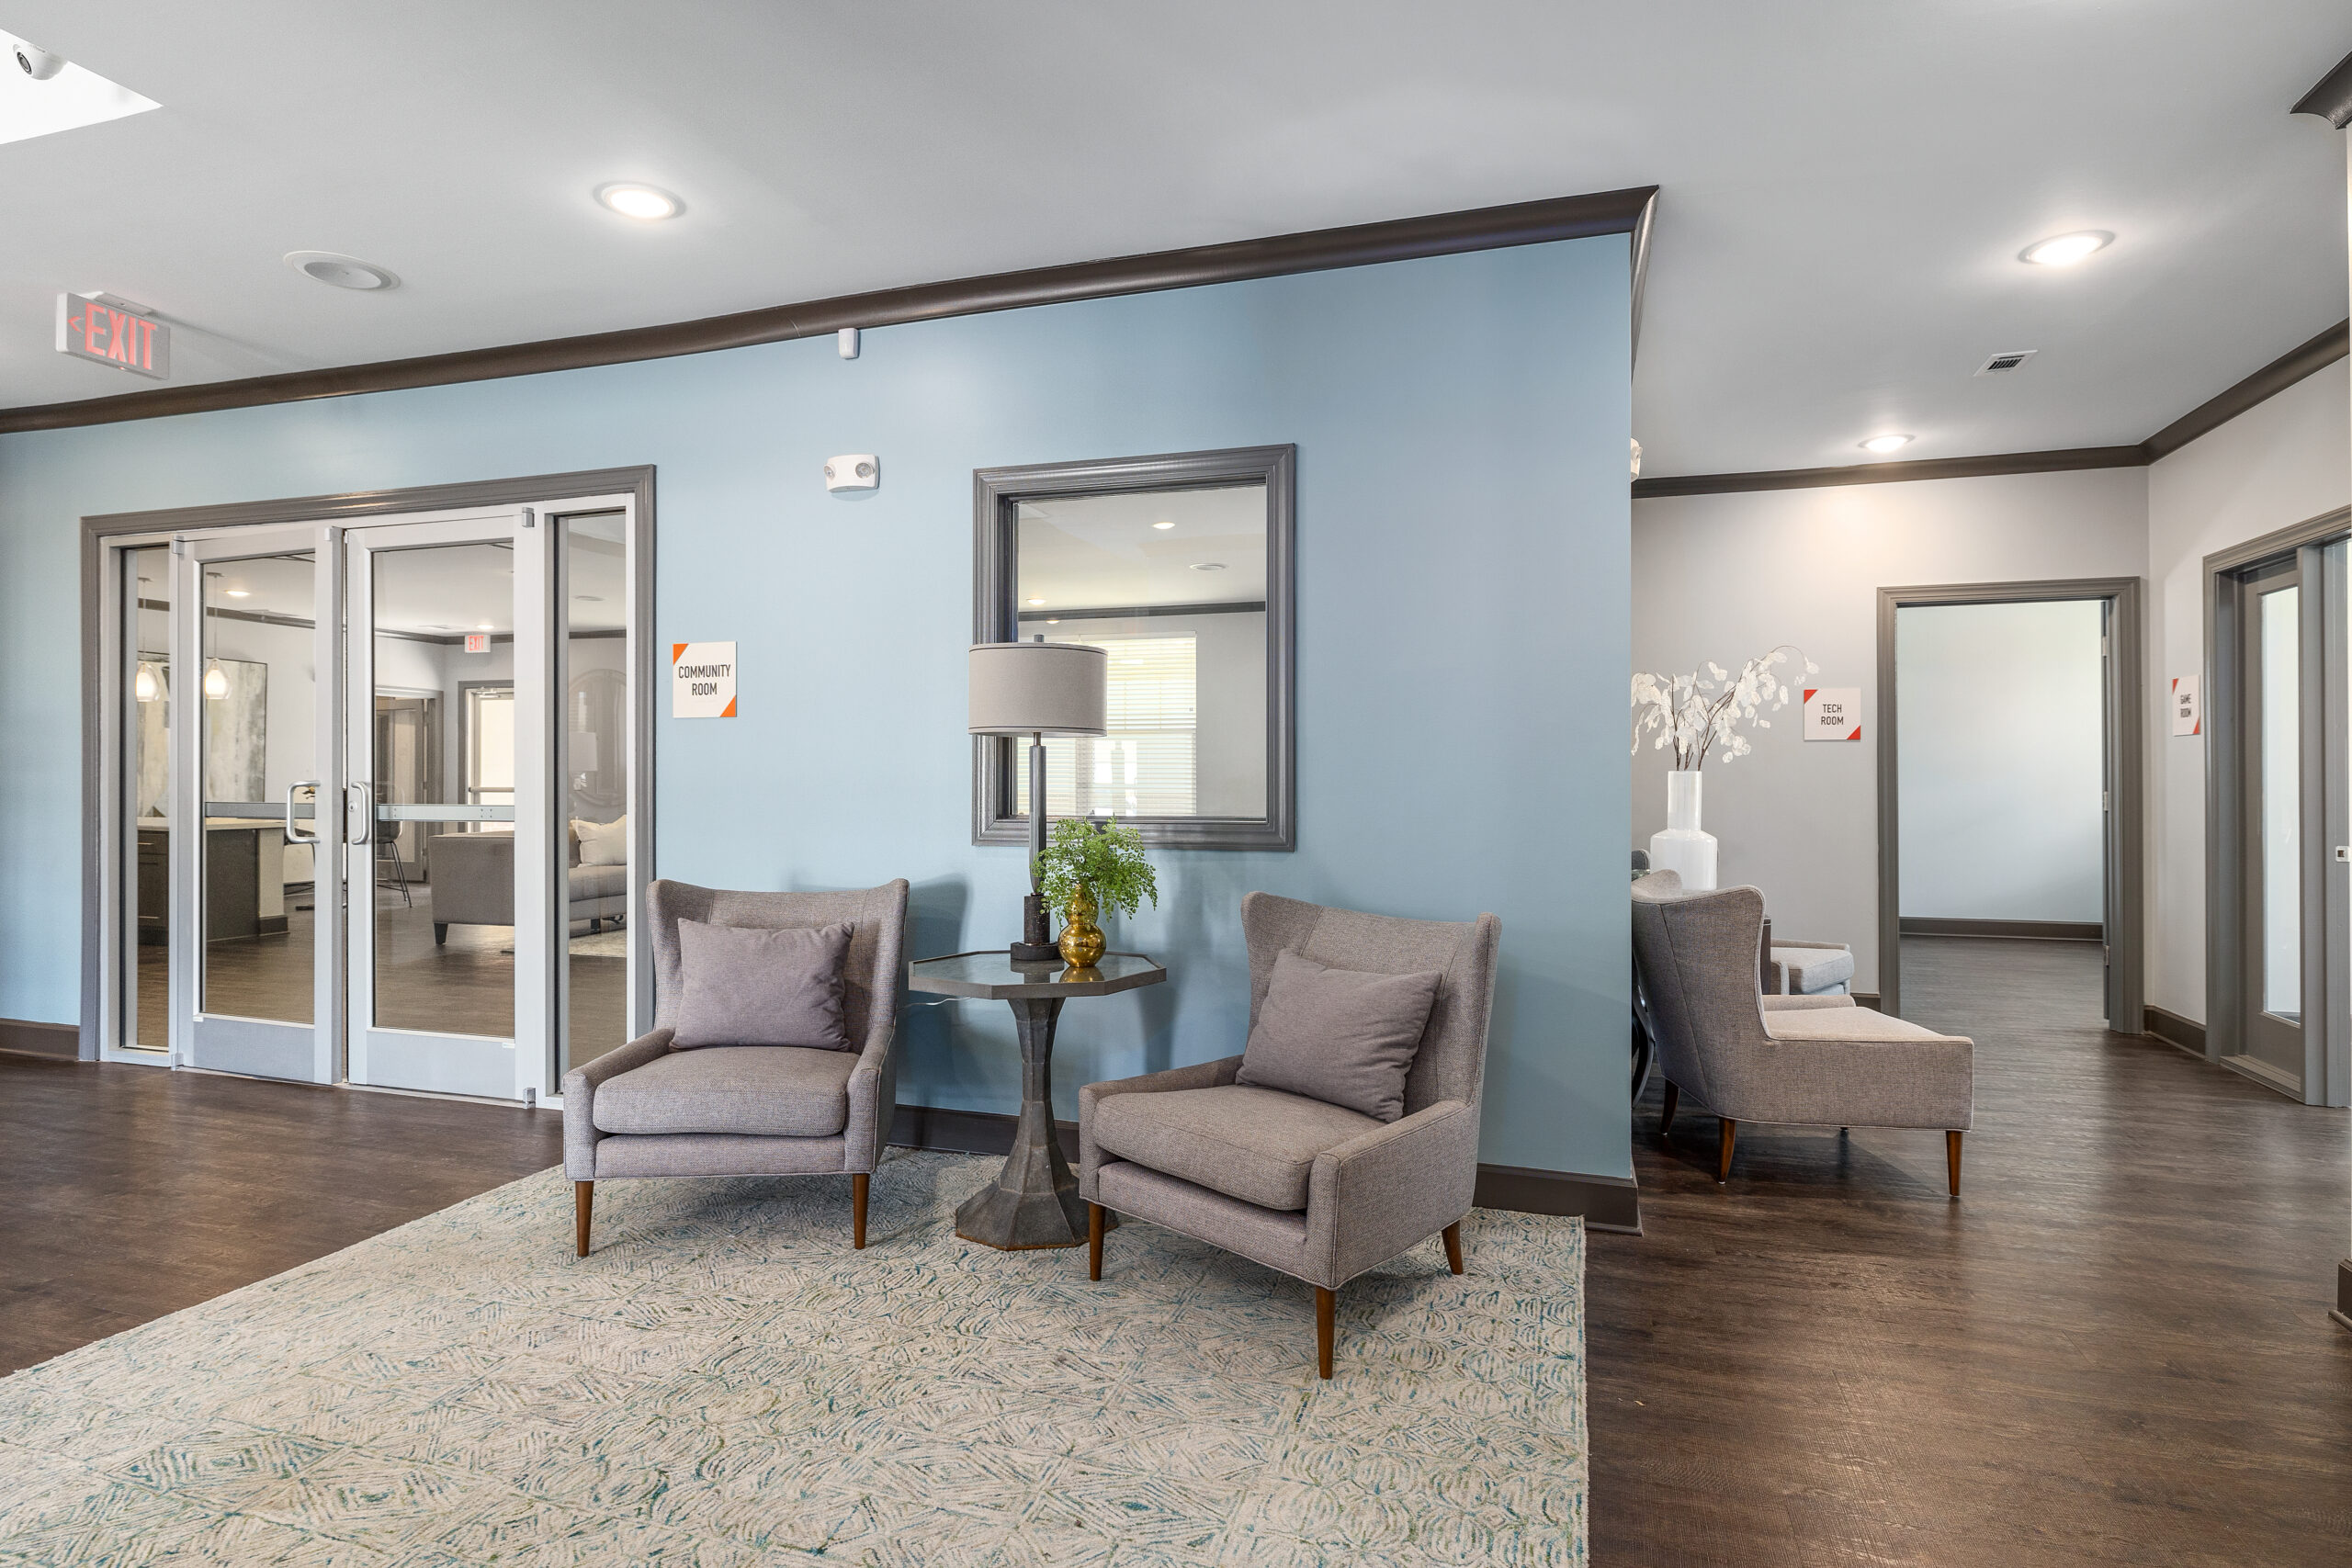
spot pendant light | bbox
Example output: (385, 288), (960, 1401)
(134, 662), (160, 703)
(203, 661), (228, 700)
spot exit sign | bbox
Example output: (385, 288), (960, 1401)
(55, 293), (170, 379)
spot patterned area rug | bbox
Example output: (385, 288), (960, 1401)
(0, 1151), (1587, 1566)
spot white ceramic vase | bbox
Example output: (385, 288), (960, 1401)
(1647, 770), (1718, 890)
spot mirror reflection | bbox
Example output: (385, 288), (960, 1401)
(1013, 483), (1269, 820)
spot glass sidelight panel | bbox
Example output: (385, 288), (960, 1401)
(196, 551), (319, 1026)
(124, 547), (172, 1050)
(2259, 585), (2301, 1019)
(562, 513), (630, 1072)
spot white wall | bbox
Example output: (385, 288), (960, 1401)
(2144, 358), (2351, 1023)
(1633, 467), (2150, 992)
(1896, 600), (2106, 922)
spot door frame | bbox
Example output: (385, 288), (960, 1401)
(2203, 504), (2352, 1107)
(78, 467), (657, 1067)
(1874, 577), (2146, 1026)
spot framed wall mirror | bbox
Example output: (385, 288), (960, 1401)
(973, 445), (1295, 851)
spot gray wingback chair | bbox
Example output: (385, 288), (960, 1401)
(560, 877), (909, 1254)
(1080, 891), (1501, 1379)
(1630, 872), (1973, 1193)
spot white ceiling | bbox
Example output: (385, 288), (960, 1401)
(3, 2), (2347, 479)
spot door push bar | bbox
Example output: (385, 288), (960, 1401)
(345, 781), (374, 846)
(283, 781), (323, 846)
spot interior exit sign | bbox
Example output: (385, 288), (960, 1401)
(55, 293), (170, 379)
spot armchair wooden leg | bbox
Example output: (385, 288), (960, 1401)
(1088, 1202), (1105, 1280)
(1716, 1118), (1736, 1184)
(1442, 1222), (1465, 1276)
(1661, 1081), (1679, 1137)
(573, 1181), (593, 1258)
(852, 1172), (869, 1249)
(1315, 1286), (1335, 1380)
(1946, 1130), (1963, 1198)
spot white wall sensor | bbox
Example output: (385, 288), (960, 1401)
(824, 455), (878, 492)
(837, 327), (860, 359)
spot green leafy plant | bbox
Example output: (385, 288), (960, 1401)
(1034, 816), (1159, 920)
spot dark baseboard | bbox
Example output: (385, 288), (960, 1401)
(2143, 1005), (2207, 1055)
(1900, 917), (2102, 942)
(0, 1018), (80, 1060)
(889, 1103), (1079, 1161)
(2335, 1260), (2352, 1334)
(890, 1103), (1643, 1233)
(1853, 992), (1883, 1012)
(1474, 1163), (1642, 1233)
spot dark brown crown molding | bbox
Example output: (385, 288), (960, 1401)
(1632, 446), (2144, 499)
(0, 187), (1657, 435)
(1634, 316), (2352, 500)
(2292, 48), (2352, 127)
(2142, 317), (2352, 459)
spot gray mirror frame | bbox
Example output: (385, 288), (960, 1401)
(972, 444), (1295, 852)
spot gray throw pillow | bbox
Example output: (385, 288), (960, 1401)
(671, 919), (854, 1051)
(1234, 949), (1442, 1122)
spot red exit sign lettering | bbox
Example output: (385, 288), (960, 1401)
(55, 293), (171, 380)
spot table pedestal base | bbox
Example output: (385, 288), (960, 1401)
(956, 997), (1090, 1250)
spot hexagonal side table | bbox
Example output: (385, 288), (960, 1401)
(907, 951), (1166, 1250)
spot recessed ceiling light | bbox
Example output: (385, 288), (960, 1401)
(1026, 596), (1046, 605)
(595, 182), (683, 221)
(1860, 434), (1913, 454)
(285, 251), (399, 291)
(2019, 231), (2111, 267)
(1151, 521), (1175, 530)
(1189, 562), (1227, 572)
(224, 589), (250, 598)
(475, 623), (494, 630)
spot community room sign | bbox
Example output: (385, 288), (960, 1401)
(672, 641), (736, 718)
(55, 292), (170, 379)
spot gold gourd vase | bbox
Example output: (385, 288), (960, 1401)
(1057, 884), (1106, 967)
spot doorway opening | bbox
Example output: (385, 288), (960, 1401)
(80, 469), (654, 1105)
(2203, 507), (2351, 1107)
(1875, 578), (2145, 1028)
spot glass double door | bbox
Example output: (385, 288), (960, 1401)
(168, 509), (553, 1100)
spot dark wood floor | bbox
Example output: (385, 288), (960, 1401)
(1589, 937), (2352, 1567)
(7, 936), (2347, 1564)
(0, 1054), (565, 1375)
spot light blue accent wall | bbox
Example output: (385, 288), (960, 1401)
(0, 236), (1632, 1179)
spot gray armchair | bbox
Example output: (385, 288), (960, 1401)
(560, 877), (910, 1254)
(1630, 873), (1973, 1193)
(1080, 891), (1501, 1379)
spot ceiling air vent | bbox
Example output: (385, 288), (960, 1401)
(1975, 349), (2037, 376)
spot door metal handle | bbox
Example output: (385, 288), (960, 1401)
(284, 780), (322, 845)
(346, 782), (375, 845)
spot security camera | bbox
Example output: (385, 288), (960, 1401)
(14, 41), (66, 80)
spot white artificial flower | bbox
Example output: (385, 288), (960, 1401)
(1626, 644), (1815, 770)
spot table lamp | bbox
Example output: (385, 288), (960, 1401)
(969, 637), (1107, 961)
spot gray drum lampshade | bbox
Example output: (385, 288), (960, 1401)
(968, 641), (1108, 735)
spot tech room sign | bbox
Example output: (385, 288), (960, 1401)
(56, 292), (170, 379)
(1803, 687), (1861, 741)
(672, 642), (736, 718)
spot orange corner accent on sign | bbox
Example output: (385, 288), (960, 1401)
(673, 643), (688, 663)
(720, 697), (737, 718)
(1804, 688), (1818, 703)
(1846, 727), (1861, 741)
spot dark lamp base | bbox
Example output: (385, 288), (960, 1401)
(1008, 941), (1059, 963)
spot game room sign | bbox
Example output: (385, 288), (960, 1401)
(55, 292), (171, 379)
